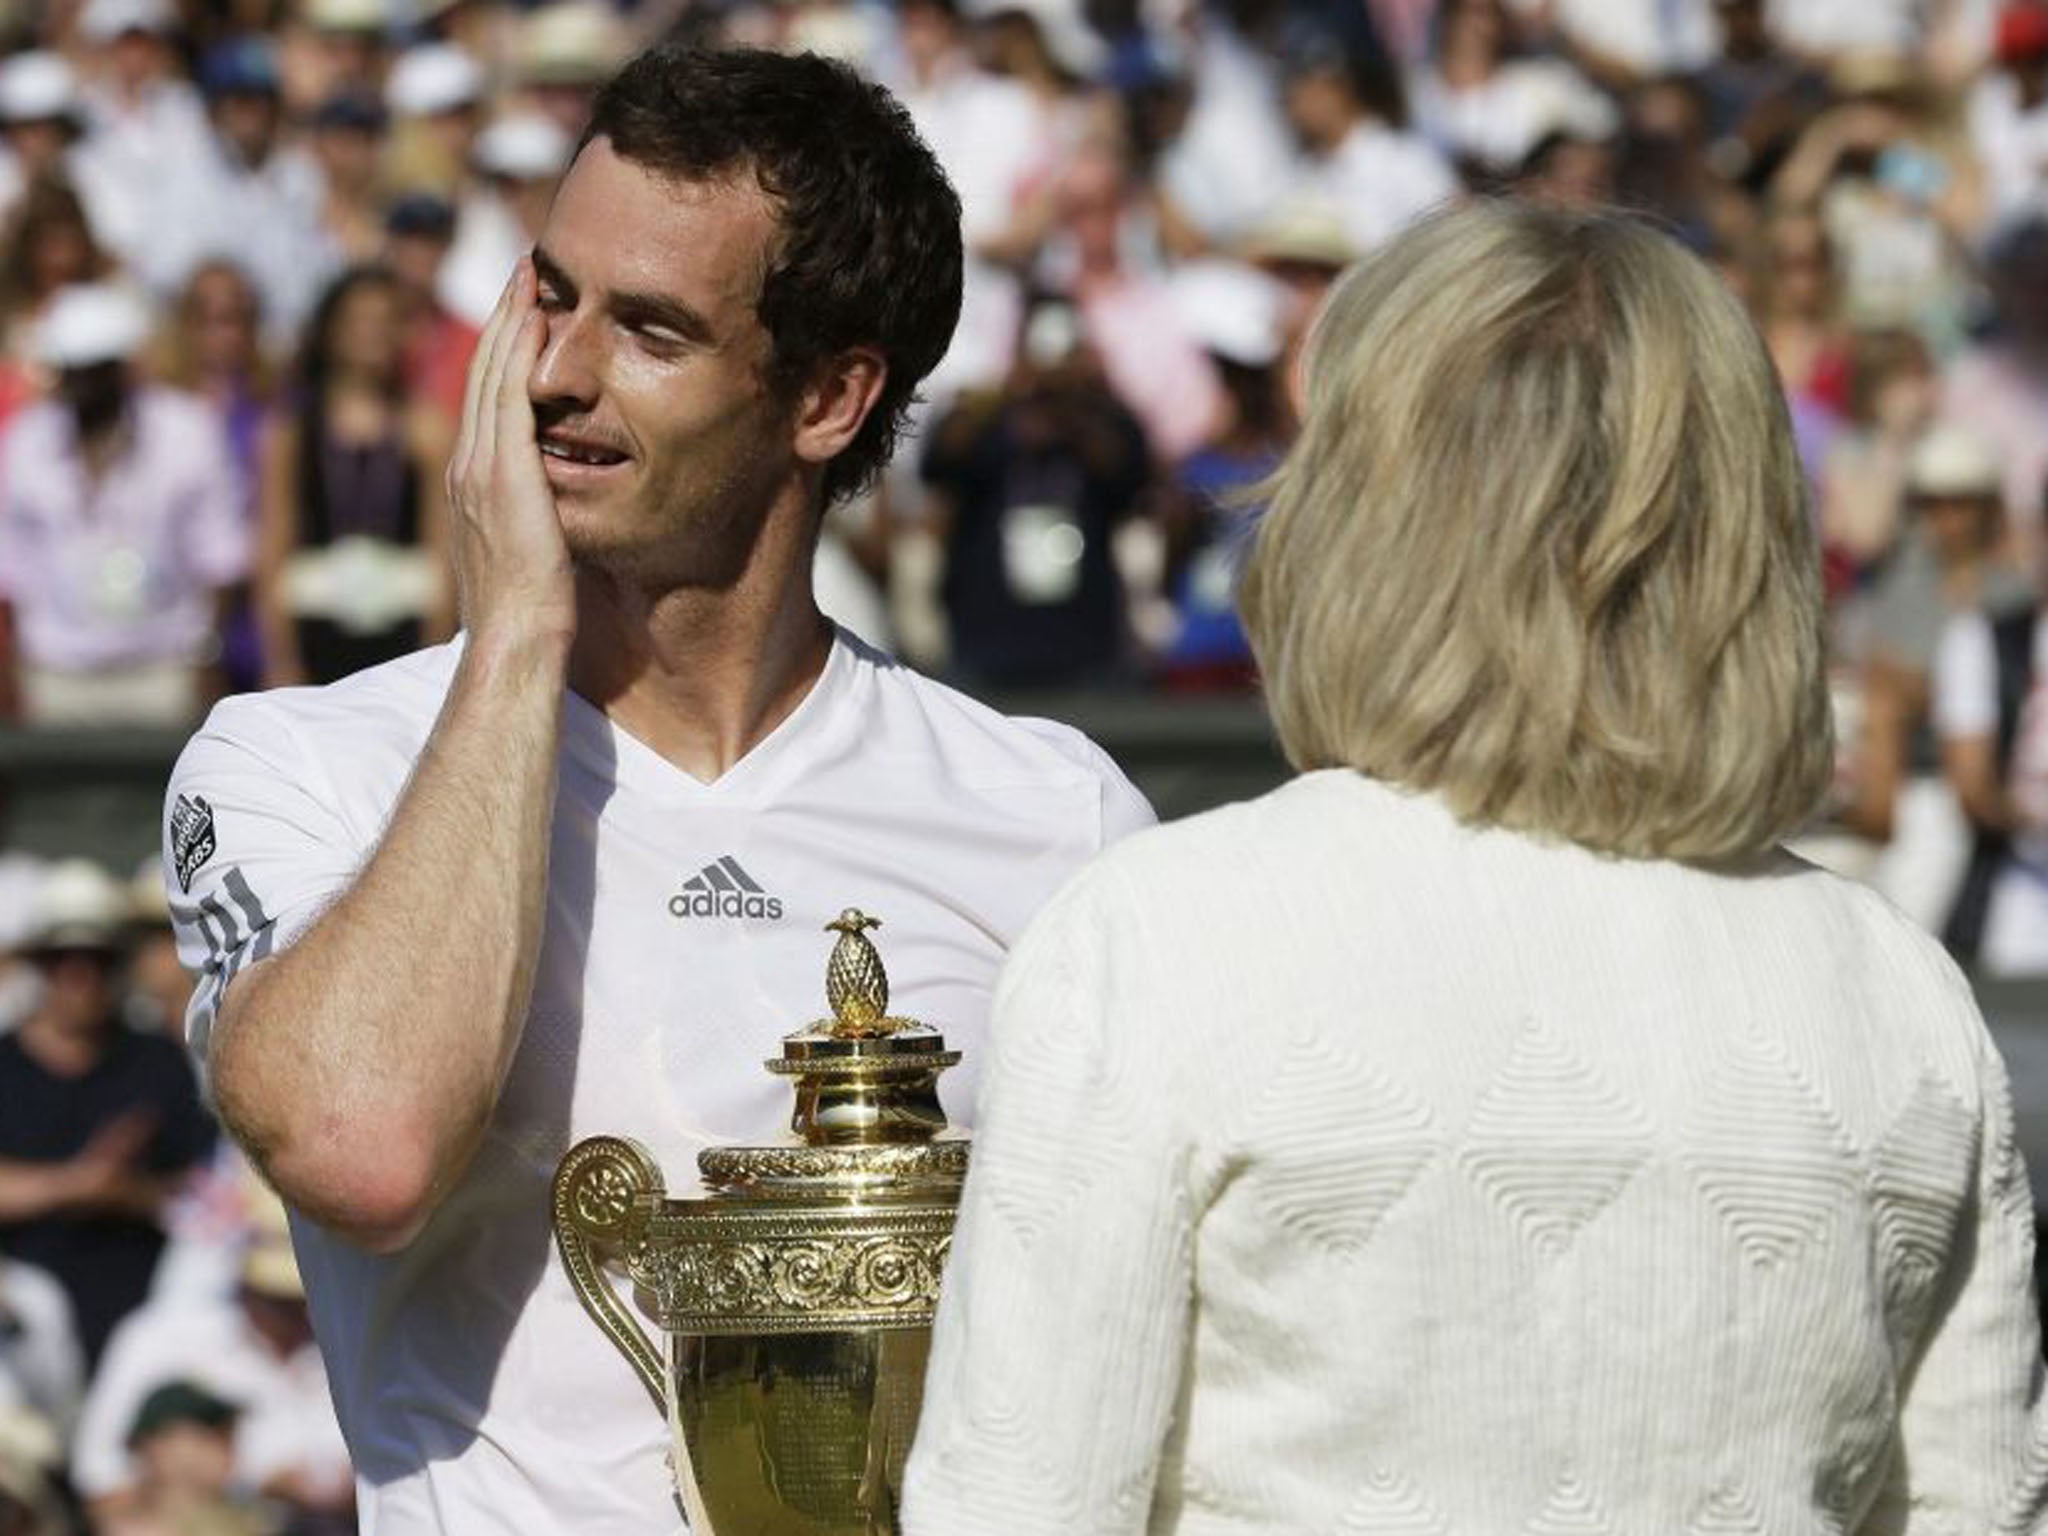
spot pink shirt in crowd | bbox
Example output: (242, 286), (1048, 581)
(0, 387), (249, 671)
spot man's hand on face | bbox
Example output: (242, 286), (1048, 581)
(446, 258), (576, 651)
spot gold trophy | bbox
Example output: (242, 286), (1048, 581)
(552, 910), (967, 1534)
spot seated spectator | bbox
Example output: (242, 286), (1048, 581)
(1408, 0), (1614, 177)
(1819, 326), (1935, 590)
(1845, 426), (2030, 934)
(382, 194), (476, 427)
(255, 265), (451, 688)
(73, 1183), (351, 1531)
(0, 1407), (66, 1536)
(1941, 216), (2048, 568)
(924, 291), (1150, 687)
(382, 43), (486, 201)
(0, 860), (214, 1367)
(1052, 143), (1224, 463)
(94, 1382), (268, 1536)
(0, 175), (115, 382)
(438, 113), (572, 328)
(0, 1259), (82, 1438)
(1969, 2), (2048, 229)
(1154, 260), (1290, 691)
(0, 53), (138, 267)
(0, 284), (249, 728)
(157, 260), (275, 695)
(1281, 22), (1461, 253)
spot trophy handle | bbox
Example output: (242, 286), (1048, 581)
(552, 1135), (667, 1411)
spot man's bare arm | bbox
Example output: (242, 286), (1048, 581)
(206, 261), (575, 1253)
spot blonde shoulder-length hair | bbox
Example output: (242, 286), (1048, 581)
(1240, 201), (1832, 863)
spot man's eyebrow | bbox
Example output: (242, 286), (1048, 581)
(530, 245), (716, 347)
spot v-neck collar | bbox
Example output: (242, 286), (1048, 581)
(559, 627), (858, 807)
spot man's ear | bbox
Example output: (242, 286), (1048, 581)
(792, 346), (888, 469)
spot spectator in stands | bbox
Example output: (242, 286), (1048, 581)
(1055, 143), (1223, 463)
(1820, 327), (1936, 589)
(1407, 0), (1613, 179)
(0, 860), (213, 1367)
(0, 178), (114, 366)
(1968, 2), (2048, 229)
(73, 0), (213, 285)
(1847, 427), (2029, 936)
(0, 1259), (83, 1438)
(383, 193), (476, 429)
(438, 112), (572, 327)
(93, 1382), (267, 1536)
(925, 289), (1150, 686)
(382, 43), (486, 201)
(73, 1182), (351, 1531)
(123, 863), (191, 1041)
(255, 265), (451, 688)
(0, 53), (135, 264)
(1154, 260), (1290, 691)
(159, 260), (273, 694)
(157, 39), (332, 349)
(512, 2), (629, 139)
(0, 1407), (66, 1536)
(1281, 22), (1460, 253)
(304, 92), (386, 271)
(0, 284), (249, 728)
(1941, 215), (2048, 567)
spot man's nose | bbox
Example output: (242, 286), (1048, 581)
(530, 305), (601, 413)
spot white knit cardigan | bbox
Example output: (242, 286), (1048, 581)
(902, 770), (2048, 1535)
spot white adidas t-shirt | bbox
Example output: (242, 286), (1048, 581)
(160, 629), (1154, 1535)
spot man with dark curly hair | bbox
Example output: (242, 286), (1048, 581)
(162, 47), (1151, 1533)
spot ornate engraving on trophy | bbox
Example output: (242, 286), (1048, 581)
(552, 909), (969, 1535)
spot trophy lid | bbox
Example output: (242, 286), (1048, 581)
(695, 908), (966, 1200)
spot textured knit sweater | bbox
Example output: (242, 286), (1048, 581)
(902, 770), (2048, 1536)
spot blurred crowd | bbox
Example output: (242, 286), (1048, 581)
(6, 0), (2048, 1527)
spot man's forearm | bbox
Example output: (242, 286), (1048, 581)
(211, 626), (570, 1250)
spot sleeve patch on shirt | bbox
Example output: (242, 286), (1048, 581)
(170, 793), (218, 893)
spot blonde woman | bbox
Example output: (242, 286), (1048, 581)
(903, 203), (2045, 1534)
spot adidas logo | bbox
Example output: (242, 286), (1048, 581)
(668, 857), (785, 921)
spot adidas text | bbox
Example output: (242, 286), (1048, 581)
(669, 890), (785, 920)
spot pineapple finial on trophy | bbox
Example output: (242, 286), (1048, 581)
(824, 909), (892, 1036)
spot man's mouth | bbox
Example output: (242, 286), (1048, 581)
(539, 433), (630, 468)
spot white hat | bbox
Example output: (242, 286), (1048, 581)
(1908, 424), (2003, 499)
(516, 2), (626, 87)
(34, 283), (153, 369)
(1168, 259), (1287, 368)
(0, 53), (83, 127)
(0, 852), (48, 954)
(965, 0), (1107, 79)
(302, 0), (389, 33)
(25, 859), (131, 952)
(386, 42), (485, 117)
(473, 111), (572, 180)
(79, 0), (174, 40)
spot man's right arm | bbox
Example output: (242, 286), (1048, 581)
(194, 261), (572, 1254)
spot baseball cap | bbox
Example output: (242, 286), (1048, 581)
(1907, 424), (2003, 499)
(125, 1382), (239, 1447)
(199, 36), (281, 99)
(0, 52), (84, 129)
(33, 283), (153, 370)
